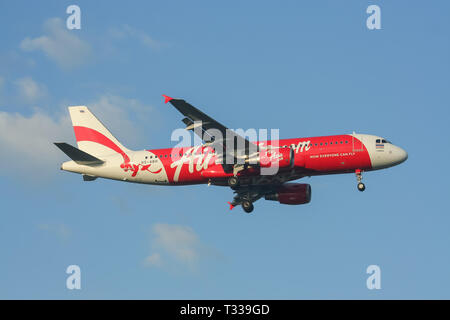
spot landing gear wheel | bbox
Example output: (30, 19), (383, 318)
(357, 182), (365, 192)
(242, 200), (254, 213)
(355, 169), (365, 192)
(228, 176), (239, 188)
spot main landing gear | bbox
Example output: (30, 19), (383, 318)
(355, 169), (365, 192)
(228, 172), (257, 213)
(228, 176), (240, 188)
(241, 200), (254, 213)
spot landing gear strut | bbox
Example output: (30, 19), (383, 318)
(241, 200), (254, 213)
(356, 169), (365, 192)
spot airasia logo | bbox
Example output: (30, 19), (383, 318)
(170, 146), (214, 182)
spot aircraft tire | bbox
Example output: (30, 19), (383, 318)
(228, 176), (239, 188)
(242, 200), (254, 213)
(357, 182), (365, 192)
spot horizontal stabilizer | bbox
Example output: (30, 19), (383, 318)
(54, 142), (104, 166)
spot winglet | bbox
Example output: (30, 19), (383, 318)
(162, 94), (173, 104)
(227, 202), (235, 211)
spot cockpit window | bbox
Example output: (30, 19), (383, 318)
(376, 138), (392, 144)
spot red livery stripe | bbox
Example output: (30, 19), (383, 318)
(73, 126), (130, 163)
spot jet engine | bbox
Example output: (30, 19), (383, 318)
(265, 183), (311, 205)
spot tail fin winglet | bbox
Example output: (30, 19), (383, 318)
(54, 142), (104, 166)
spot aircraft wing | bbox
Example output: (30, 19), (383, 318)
(163, 95), (258, 162)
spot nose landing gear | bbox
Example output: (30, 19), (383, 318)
(355, 169), (365, 192)
(357, 182), (366, 192)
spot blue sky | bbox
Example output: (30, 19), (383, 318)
(0, 0), (449, 299)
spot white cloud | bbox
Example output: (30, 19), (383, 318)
(110, 25), (163, 50)
(145, 223), (204, 270)
(144, 253), (163, 268)
(0, 94), (157, 180)
(0, 109), (72, 178)
(20, 18), (91, 69)
(37, 223), (72, 240)
(14, 77), (47, 103)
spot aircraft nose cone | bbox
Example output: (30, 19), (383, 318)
(401, 148), (408, 162)
(394, 146), (408, 165)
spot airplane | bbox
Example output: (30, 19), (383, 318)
(55, 95), (408, 213)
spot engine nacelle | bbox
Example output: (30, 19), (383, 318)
(255, 147), (294, 169)
(265, 183), (312, 205)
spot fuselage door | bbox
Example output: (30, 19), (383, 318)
(352, 134), (364, 152)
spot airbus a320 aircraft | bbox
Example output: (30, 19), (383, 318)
(55, 95), (408, 213)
